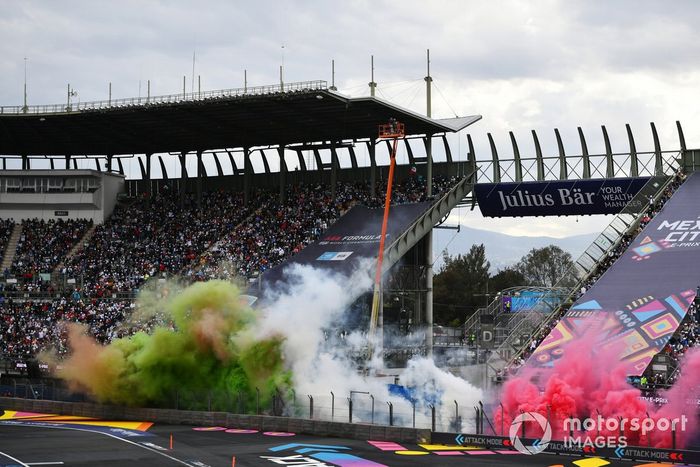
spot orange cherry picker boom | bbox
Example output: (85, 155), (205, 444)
(367, 119), (405, 360)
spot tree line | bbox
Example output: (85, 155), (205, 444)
(433, 244), (574, 326)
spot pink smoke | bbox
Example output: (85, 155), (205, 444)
(496, 325), (699, 448)
(653, 348), (700, 448)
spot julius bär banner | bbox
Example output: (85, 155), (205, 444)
(531, 173), (700, 375)
(261, 202), (430, 288)
(475, 178), (650, 217)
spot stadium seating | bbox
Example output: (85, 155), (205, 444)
(0, 176), (456, 365)
(189, 177), (456, 281)
(0, 297), (133, 361)
(10, 219), (92, 285)
(0, 219), (14, 264)
(0, 172), (693, 392)
(62, 189), (249, 295)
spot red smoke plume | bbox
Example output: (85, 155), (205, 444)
(496, 324), (699, 448)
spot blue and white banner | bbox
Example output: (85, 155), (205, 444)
(475, 178), (650, 217)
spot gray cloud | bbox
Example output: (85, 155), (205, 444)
(2, 0), (699, 237)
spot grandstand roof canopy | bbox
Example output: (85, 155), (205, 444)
(0, 80), (480, 157)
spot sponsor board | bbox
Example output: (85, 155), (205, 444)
(316, 251), (353, 261)
(475, 177), (650, 217)
(433, 432), (700, 463)
(639, 395), (700, 406)
(261, 203), (430, 287)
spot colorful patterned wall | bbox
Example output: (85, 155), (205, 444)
(532, 174), (700, 375)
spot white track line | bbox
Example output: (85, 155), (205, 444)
(27, 463), (65, 466)
(1, 422), (192, 466)
(0, 450), (30, 467)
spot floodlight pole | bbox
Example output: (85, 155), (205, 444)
(424, 48), (434, 356)
(368, 120), (405, 361)
(191, 50), (196, 94)
(369, 55), (376, 97)
(330, 59), (337, 91)
(22, 57), (28, 113)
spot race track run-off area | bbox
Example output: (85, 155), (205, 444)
(0, 411), (686, 467)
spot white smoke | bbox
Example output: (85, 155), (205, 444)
(255, 261), (483, 431)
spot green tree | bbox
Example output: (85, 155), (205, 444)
(490, 266), (526, 293)
(433, 244), (490, 325)
(516, 245), (575, 287)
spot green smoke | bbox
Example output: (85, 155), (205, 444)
(51, 280), (292, 410)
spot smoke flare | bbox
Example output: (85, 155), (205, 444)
(496, 322), (699, 448)
(45, 280), (290, 408)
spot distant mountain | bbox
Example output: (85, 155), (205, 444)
(432, 226), (599, 272)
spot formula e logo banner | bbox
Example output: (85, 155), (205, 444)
(475, 177), (650, 217)
(316, 252), (354, 261)
(261, 202), (431, 288)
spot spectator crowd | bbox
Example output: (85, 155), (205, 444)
(62, 189), (249, 295)
(0, 219), (14, 260)
(0, 296), (133, 361)
(10, 219), (92, 282)
(1, 168), (696, 394)
(0, 176), (457, 365)
(632, 301), (699, 391)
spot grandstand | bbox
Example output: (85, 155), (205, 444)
(2, 76), (700, 396)
(0, 79), (481, 374)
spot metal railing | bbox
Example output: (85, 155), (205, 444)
(0, 288), (137, 301)
(474, 149), (681, 183)
(0, 376), (482, 433)
(5, 377), (682, 447)
(0, 80), (328, 115)
(461, 287), (570, 341)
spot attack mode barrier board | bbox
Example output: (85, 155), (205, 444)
(260, 202), (431, 288)
(475, 177), (650, 217)
(532, 174), (700, 375)
(432, 432), (700, 464)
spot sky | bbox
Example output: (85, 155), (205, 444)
(1, 0), (698, 238)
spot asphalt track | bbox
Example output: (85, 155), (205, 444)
(0, 420), (685, 467)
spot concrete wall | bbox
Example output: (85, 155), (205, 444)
(100, 174), (124, 223)
(0, 206), (104, 222)
(0, 397), (431, 444)
(0, 170), (125, 223)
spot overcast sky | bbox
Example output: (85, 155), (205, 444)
(1, 0), (698, 240)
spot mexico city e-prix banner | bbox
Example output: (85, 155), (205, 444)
(261, 202), (430, 288)
(475, 177), (650, 217)
(531, 173), (700, 375)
